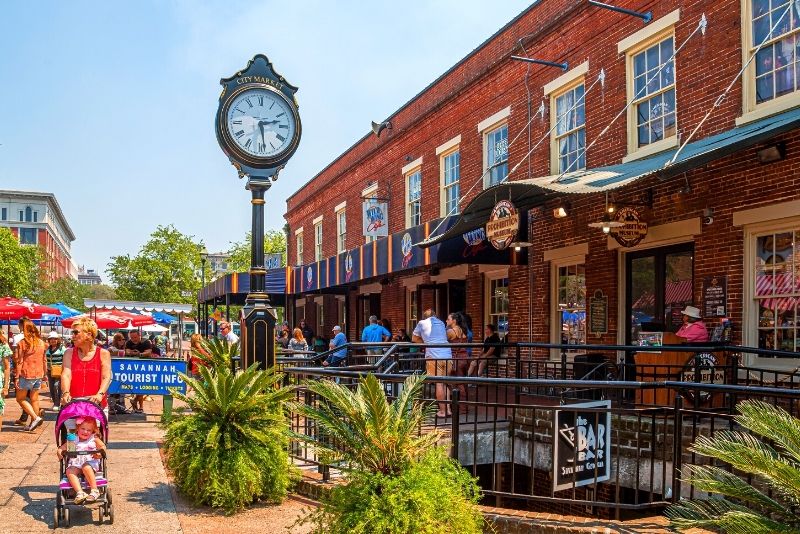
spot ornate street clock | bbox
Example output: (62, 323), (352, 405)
(213, 54), (302, 371)
(215, 54), (302, 181)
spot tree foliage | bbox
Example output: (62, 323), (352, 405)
(84, 283), (117, 301)
(226, 230), (286, 274)
(32, 277), (88, 311)
(0, 227), (41, 297)
(106, 225), (202, 303)
(666, 400), (800, 533)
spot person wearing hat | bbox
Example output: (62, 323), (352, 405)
(323, 325), (348, 366)
(45, 331), (66, 410)
(676, 306), (708, 343)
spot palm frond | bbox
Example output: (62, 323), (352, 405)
(681, 464), (791, 517)
(735, 400), (800, 464)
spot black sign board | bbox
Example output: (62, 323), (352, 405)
(703, 276), (727, 318)
(589, 290), (608, 336)
(553, 400), (612, 492)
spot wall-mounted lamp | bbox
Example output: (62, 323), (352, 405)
(589, 192), (625, 234)
(553, 200), (571, 219)
(757, 142), (786, 164)
(510, 241), (533, 252)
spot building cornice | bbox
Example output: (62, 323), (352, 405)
(0, 189), (76, 241)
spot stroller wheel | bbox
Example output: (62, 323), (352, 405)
(62, 507), (70, 528)
(53, 507), (59, 529)
(98, 507), (104, 525)
(108, 504), (115, 524)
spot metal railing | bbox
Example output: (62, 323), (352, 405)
(280, 341), (800, 519)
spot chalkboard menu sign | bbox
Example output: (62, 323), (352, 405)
(703, 276), (727, 318)
(589, 290), (608, 336)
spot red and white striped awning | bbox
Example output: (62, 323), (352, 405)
(632, 279), (694, 310)
(756, 272), (798, 312)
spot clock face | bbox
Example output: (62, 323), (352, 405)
(225, 87), (297, 159)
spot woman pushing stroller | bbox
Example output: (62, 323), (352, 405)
(56, 416), (105, 504)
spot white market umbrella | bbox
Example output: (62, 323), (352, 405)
(141, 324), (168, 333)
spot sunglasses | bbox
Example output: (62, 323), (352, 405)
(71, 330), (81, 336)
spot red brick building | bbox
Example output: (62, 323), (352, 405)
(1, 190), (76, 283)
(285, 0), (800, 369)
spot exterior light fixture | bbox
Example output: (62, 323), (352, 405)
(510, 241), (533, 252)
(553, 201), (571, 219)
(588, 193), (624, 234)
(757, 142), (786, 164)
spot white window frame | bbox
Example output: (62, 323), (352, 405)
(545, 62), (589, 175)
(313, 217), (323, 262)
(484, 270), (510, 344)
(740, 0), (800, 124)
(619, 9), (680, 162)
(403, 159), (422, 229)
(545, 244), (589, 360)
(407, 288), (418, 334)
(742, 214), (800, 369)
(336, 206), (347, 254)
(439, 147), (461, 217)
(478, 107), (511, 189)
(295, 228), (304, 266)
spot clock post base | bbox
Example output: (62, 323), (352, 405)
(240, 295), (276, 371)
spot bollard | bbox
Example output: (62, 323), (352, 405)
(162, 394), (173, 422)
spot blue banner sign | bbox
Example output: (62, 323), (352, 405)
(108, 358), (187, 396)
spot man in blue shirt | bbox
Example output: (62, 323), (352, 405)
(361, 315), (391, 355)
(323, 325), (348, 366)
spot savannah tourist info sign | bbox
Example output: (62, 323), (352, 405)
(553, 400), (611, 492)
(108, 358), (187, 396)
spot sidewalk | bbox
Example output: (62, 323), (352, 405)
(0, 391), (311, 533)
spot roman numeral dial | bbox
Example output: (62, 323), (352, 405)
(225, 86), (297, 159)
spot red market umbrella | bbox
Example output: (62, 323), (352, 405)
(62, 309), (156, 330)
(0, 297), (62, 320)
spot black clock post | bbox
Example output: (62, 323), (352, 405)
(215, 54), (302, 371)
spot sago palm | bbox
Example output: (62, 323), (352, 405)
(297, 373), (441, 475)
(164, 363), (295, 512)
(193, 337), (239, 372)
(666, 399), (800, 533)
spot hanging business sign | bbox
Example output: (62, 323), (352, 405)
(553, 400), (612, 492)
(363, 201), (389, 238)
(611, 207), (648, 248)
(264, 253), (282, 270)
(485, 200), (519, 250)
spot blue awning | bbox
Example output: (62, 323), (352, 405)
(419, 107), (800, 247)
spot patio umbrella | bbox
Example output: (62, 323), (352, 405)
(0, 297), (62, 320)
(62, 309), (156, 329)
(150, 311), (176, 324)
(142, 323), (168, 333)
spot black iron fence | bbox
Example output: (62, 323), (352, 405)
(279, 341), (800, 519)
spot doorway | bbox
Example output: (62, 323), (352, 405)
(626, 243), (694, 344)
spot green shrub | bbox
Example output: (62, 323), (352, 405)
(303, 447), (483, 534)
(297, 374), (484, 533)
(193, 337), (239, 372)
(666, 400), (800, 533)
(164, 363), (295, 513)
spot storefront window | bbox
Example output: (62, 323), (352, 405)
(755, 229), (799, 354)
(488, 277), (509, 340)
(558, 264), (586, 347)
(408, 289), (418, 333)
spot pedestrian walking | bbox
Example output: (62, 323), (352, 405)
(125, 330), (151, 413)
(412, 309), (451, 418)
(0, 330), (11, 430)
(14, 320), (47, 431)
(61, 317), (112, 419)
(446, 313), (469, 415)
(45, 331), (65, 411)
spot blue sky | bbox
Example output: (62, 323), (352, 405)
(0, 1), (532, 281)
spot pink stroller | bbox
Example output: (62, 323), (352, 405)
(53, 399), (114, 527)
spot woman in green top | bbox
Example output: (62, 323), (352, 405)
(0, 330), (12, 425)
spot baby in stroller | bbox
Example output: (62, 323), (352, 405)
(56, 416), (105, 503)
(53, 399), (114, 526)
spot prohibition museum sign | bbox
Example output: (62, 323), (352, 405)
(215, 54), (302, 370)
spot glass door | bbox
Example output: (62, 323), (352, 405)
(626, 243), (694, 344)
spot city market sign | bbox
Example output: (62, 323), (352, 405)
(611, 206), (648, 248)
(486, 200), (519, 251)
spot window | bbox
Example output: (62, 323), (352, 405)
(33, 211), (38, 222)
(631, 37), (676, 150)
(19, 210), (24, 221)
(336, 208), (347, 253)
(557, 264), (587, 348)
(487, 276), (509, 340)
(485, 124), (508, 187)
(407, 289), (418, 333)
(317, 300), (324, 335)
(296, 231), (304, 266)
(405, 169), (421, 228)
(742, 0), (800, 117)
(314, 222), (323, 262)
(754, 229), (799, 355)
(553, 83), (586, 174)
(24, 206), (32, 222)
(1, 208), (6, 221)
(441, 150), (460, 216)
(19, 228), (37, 245)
